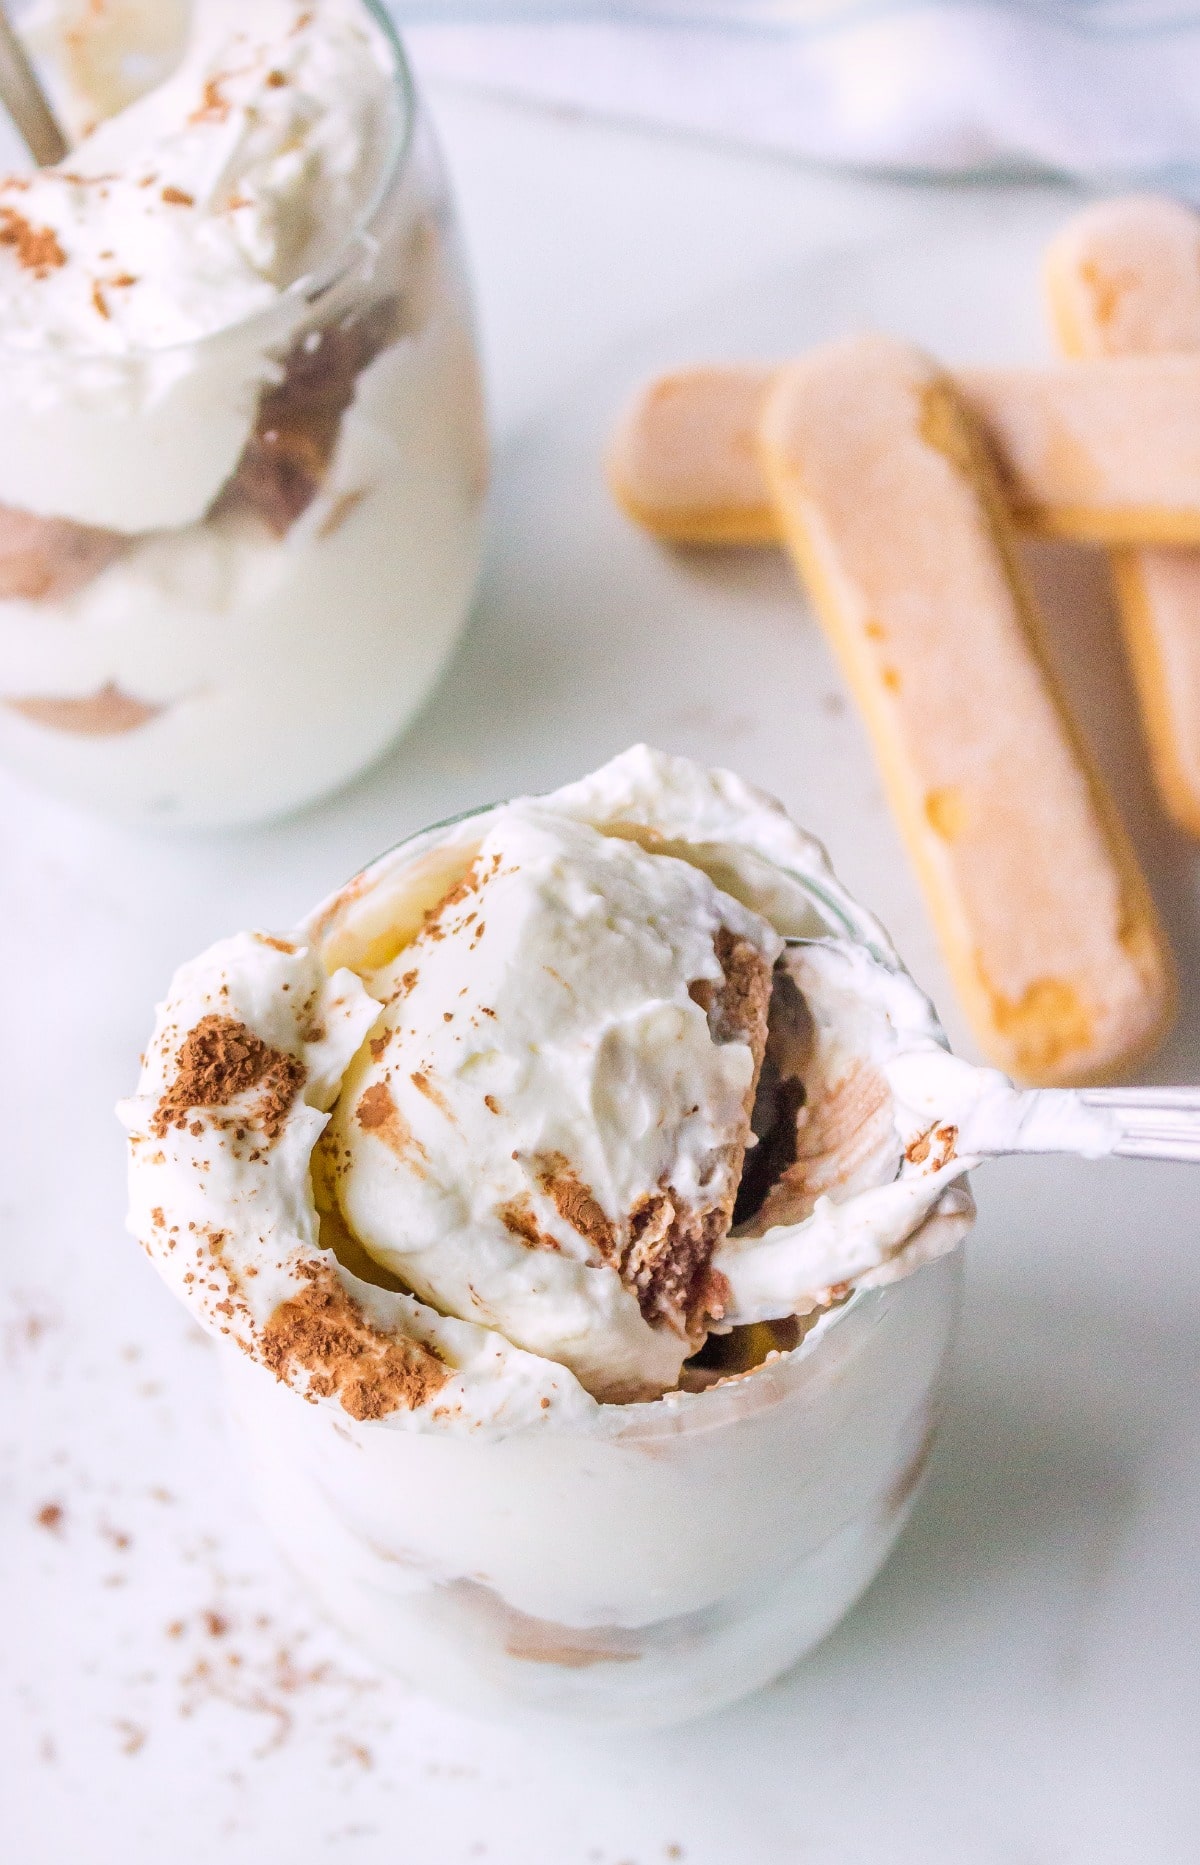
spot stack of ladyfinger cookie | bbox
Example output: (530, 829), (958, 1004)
(608, 197), (1200, 1088)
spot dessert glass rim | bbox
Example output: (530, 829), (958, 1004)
(348, 798), (886, 957)
(0, 0), (417, 361)
(305, 794), (945, 1441)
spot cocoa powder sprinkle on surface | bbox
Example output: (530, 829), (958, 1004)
(151, 1015), (305, 1142)
(355, 1080), (427, 1165)
(260, 1265), (447, 1421)
(535, 1154), (616, 1258)
(497, 1196), (560, 1253)
(355, 1082), (396, 1133)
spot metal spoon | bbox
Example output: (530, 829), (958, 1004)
(782, 937), (1200, 1165)
(0, 5), (66, 166)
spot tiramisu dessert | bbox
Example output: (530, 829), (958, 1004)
(121, 747), (996, 1725)
(0, 0), (485, 823)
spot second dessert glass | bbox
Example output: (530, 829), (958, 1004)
(0, 2), (487, 827)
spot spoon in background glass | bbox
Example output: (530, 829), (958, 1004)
(0, 3), (66, 165)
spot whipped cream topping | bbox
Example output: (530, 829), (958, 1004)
(122, 748), (989, 1431)
(0, 0), (398, 530)
(119, 931), (597, 1436)
(26, 1), (192, 131)
(328, 806), (781, 1401)
(6, 0), (394, 349)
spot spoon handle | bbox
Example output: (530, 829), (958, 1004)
(0, 7), (66, 167)
(979, 1085), (1200, 1164)
(1077, 1086), (1200, 1162)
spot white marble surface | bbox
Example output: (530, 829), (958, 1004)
(4, 78), (1200, 1865)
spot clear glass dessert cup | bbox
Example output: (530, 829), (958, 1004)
(219, 805), (969, 1729)
(0, 3), (487, 827)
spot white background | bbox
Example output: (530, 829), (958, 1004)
(3, 74), (1199, 1864)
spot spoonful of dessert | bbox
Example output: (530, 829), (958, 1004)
(708, 935), (1198, 1334)
(0, 4), (66, 165)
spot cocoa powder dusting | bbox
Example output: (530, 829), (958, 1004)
(152, 1015), (305, 1142)
(355, 1082), (396, 1133)
(260, 1265), (447, 1421)
(497, 1196), (560, 1253)
(0, 205), (66, 275)
(418, 859), (483, 946)
(355, 1080), (427, 1164)
(535, 1154), (616, 1257)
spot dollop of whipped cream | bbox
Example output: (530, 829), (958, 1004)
(327, 806), (781, 1401)
(120, 747), (985, 1433)
(0, 0), (397, 530)
(4, 0), (394, 350)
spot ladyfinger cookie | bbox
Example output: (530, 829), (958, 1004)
(1046, 195), (1200, 837)
(1045, 194), (1200, 360)
(610, 356), (1200, 547)
(609, 366), (775, 544)
(758, 333), (1174, 1086)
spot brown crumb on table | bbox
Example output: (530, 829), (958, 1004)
(35, 1501), (65, 1533)
(161, 185), (194, 206)
(115, 1720), (146, 1757)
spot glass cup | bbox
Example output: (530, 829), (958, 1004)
(0, 3), (487, 826)
(219, 804), (970, 1728)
